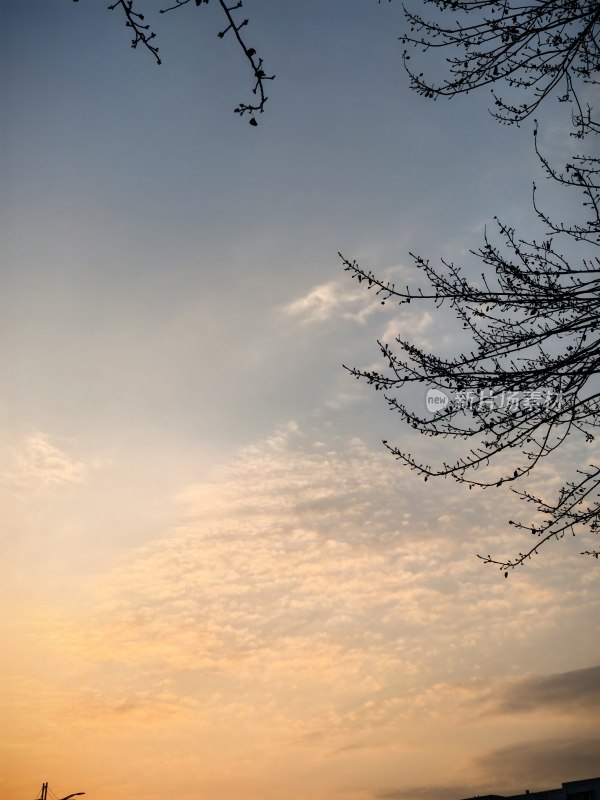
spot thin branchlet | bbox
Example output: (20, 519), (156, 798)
(159, 0), (274, 123)
(108, 0), (162, 63)
(101, 0), (274, 123)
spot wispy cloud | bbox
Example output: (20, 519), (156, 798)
(380, 310), (435, 350)
(4, 423), (599, 800)
(490, 665), (600, 715)
(474, 736), (600, 788)
(281, 280), (384, 325)
(376, 731), (600, 800)
(377, 785), (474, 800)
(0, 432), (86, 496)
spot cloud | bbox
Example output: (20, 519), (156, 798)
(279, 273), (438, 357)
(4, 421), (600, 800)
(377, 731), (600, 800)
(379, 311), (434, 350)
(474, 736), (600, 788)
(491, 665), (600, 716)
(377, 786), (475, 800)
(281, 280), (383, 324)
(72, 424), (598, 681)
(55, 426), (593, 723)
(0, 432), (86, 496)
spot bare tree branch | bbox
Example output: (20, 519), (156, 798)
(343, 134), (600, 572)
(86, 0), (274, 123)
(108, 0), (162, 64)
(159, 0), (274, 124)
(399, 0), (600, 137)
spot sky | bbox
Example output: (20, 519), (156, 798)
(1, 2), (599, 799)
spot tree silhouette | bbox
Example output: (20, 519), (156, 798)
(399, 0), (600, 137)
(342, 132), (600, 570)
(75, 0), (274, 124)
(82, 0), (600, 132)
(344, 0), (600, 571)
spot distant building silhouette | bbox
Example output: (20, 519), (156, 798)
(461, 779), (600, 800)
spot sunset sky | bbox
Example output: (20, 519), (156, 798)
(1, 2), (599, 799)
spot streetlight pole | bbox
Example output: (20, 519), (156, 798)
(38, 784), (84, 800)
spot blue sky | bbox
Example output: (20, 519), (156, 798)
(1, 2), (599, 799)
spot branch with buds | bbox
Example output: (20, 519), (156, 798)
(159, 0), (274, 124)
